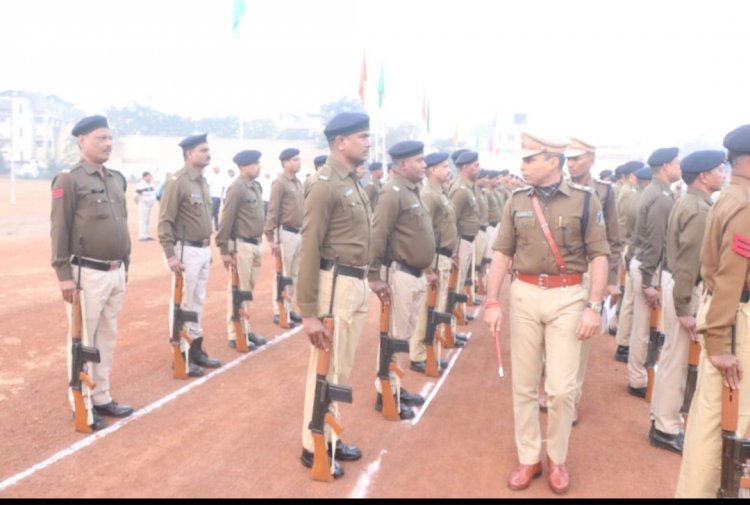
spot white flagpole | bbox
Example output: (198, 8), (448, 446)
(9, 100), (16, 205)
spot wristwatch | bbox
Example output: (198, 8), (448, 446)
(586, 301), (603, 313)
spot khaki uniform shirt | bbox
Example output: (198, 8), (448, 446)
(158, 166), (212, 258)
(617, 181), (638, 248)
(215, 177), (265, 255)
(579, 174), (623, 285)
(477, 186), (489, 226)
(699, 175), (750, 356)
(449, 175), (480, 238)
(297, 158), (371, 317)
(369, 173), (436, 280)
(494, 178), (610, 275)
(264, 173), (303, 242)
(421, 180), (458, 252)
(486, 188), (503, 226)
(50, 160), (131, 282)
(634, 178), (675, 287)
(364, 178), (382, 212)
(665, 187), (712, 317)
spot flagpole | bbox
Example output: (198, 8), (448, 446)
(9, 101), (15, 205)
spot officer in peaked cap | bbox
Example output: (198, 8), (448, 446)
(365, 161), (385, 211)
(484, 132), (610, 494)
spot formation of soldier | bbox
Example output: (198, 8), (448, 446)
(51, 113), (750, 497)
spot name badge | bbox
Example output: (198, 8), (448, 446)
(515, 210), (533, 218)
(344, 188), (353, 198)
(190, 193), (203, 203)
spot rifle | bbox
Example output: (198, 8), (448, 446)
(69, 238), (101, 433)
(645, 255), (666, 403)
(446, 251), (468, 341)
(377, 242), (410, 420)
(612, 261), (626, 311)
(172, 239), (198, 379)
(309, 262), (353, 482)
(680, 339), (701, 427)
(718, 324), (750, 498)
(424, 239), (451, 378)
(230, 257), (253, 353)
(275, 226), (295, 329)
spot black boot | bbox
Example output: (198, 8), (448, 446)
(189, 337), (222, 368)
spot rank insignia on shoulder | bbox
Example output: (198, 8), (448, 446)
(662, 190), (672, 198)
(410, 202), (420, 208)
(392, 185), (401, 192)
(318, 175), (329, 181)
(732, 233), (750, 258)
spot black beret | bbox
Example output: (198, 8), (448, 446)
(233, 150), (262, 166)
(71, 115), (109, 136)
(424, 152), (450, 167)
(456, 150), (479, 166)
(314, 155), (327, 167)
(498, 169), (510, 176)
(279, 148), (300, 161)
(451, 149), (469, 163)
(723, 124), (750, 154)
(179, 133), (208, 150)
(647, 147), (679, 167)
(477, 169), (490, 179)
(388, 140), (424, 160)
(616, 160), (645, 177)
(635, 166), (653, 180)
(681, 150), (725, 174)
(387, 162), (394, 171)
(324, 112), (370, 141)
(368, 161), (383, 171)
(598, 169), (613, 180)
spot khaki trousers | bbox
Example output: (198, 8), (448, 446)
(510, 279), (587, 465)
(650, 272), (701, 434)
(484, 224), (498, 260)
(66, 263), (126, 410)
(574, 272), (592, 404)
(410, 254), (452, 362)
(301, 268), (369, 452)
(615, 264), (635, 348)
(675, 295), (750, 497)
(226, 240), (263, 342)
(627, 258), (662, 389)
(272, 228), (301, 315)
(458, 238), (474, 301)
(169, 242), (211, 352)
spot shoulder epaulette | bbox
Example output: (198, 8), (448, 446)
(109, 169), (127, 192)
(511, 187), (530, 196)
(594, 178), (612, 187)
(570, 182), (595, 194)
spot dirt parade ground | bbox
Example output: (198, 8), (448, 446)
(0, 178), (680, 498)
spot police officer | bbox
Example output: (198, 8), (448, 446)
(158, 133), (221, 378)
(369, 140), (434, 419)
(449, 150), (481, 327)
(496, 169), (512, 211)
(627, 148), (682, 398)
(215, 150), (267, 351)
(299, 112), (371, 478)
(649, 150), (726, 454)
(484, 132), (610, 494)
(364, 161), (384, 211)
(410, 152), (458, 374)
(265, 148), (304, 326)
(134, 171), (157, 241)
(303, 154), (328, 194)
(473, 170), (490, 297)
(565, 138), (623, 419)
(675, 124), (750, 497)
(612, 161), (645, 359)
(51, 115), (134, 430)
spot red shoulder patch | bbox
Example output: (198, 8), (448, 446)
(52, 187), (64, 200)
(733, 233), (750, 258)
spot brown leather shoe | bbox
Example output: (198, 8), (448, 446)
(507, 462), (542, 491)
(547, 456), (570, 494)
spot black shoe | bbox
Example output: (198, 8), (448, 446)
(290, 311), (303, 323)
(88, 413), (107, 431)
(465, 314), (475, 322)
(439, 359), (449, 371)
(615, 346), (629, 363)
(189, 337), (221, 368)
(173, 359), (204, 377)
(247, 333), (267, 347)
(375, 394), (416, 420)
(327, 440), (362, 461)
(649, 423), (684, 454)
(455, 333), (469, 342)
(608, 327), (617, 336)
(410, 360), (427, 374)
(228, 339), (258, 351)
(399, 388), (425, 407)
(92, 401), (134, 418)
(273, 315), (280, 325)
(452, 339), (465, 348)
(300, 449), (344, 478)
(628, 385), (647, 398)
(473, 299), (482, 306)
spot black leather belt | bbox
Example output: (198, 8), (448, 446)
(489, 221), (499, 227)
(72, 256), (123, 272)
(436, 247), (453, 258)
(236, 236), (261, 245)
(479, 225), (488, 232)
(394, 262), (423, 278)
(707, 289), (750, 304)
(282, 224), (301, 234)
(461, 235), (475, 243)
(320, 259), (367, 279)
(181, 239), (210, 248)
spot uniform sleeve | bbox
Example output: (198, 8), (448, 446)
(215, 184), (241, 255)
(157, 178), (180, 258)
(297, 180), (333, 318)
(493, 197), (516, 256)
(603, 186), (623, 285)
(368, 188), (399, 282)
(264, 179), (282, 242)
(450, 189), (467, 230)
(672, 207), (706, 317)
(583, 192), (610, 261)
(50, 173), (76, 282)
(702, 209), (750, 356)
(422, 191), (439, 236)
(639, 197), (672, 287)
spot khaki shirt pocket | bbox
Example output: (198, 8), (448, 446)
(558, 216), (584, 256)
(80, 187), (110, 220)
(340, 192), (367, 226)
(513, 214), (534, 245)
(407, 203), (428, 230)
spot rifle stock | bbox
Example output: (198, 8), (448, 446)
(275, 252), (294, 329)
(680, 339), (701, 426)
(172, 271), (198, 379)
(446, 258), (467, 341)
(230, 262), (253, 353)
(424, 280), (451, 378)
(377, 293), (409, 420)
(645, 290), (663, 403)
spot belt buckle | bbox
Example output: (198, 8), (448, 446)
(538, 274), (548, 289)
(560, 275), (569, 291)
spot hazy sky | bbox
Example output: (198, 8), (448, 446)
(2, 0), (750, 148)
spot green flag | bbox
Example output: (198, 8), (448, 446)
(377, 64), (385, 109)
(232, 0), (246, 34)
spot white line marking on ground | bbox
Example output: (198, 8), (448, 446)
(0, 326), (303, 493)
(349, 449), (388, 499)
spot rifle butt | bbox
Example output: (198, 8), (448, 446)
(379, 379), (401, 421)
(453, 304), (466, 326)
(278, 302), (291, 329)
(310, 433), (333, 482)
(72, 390), (93, 433)
(172, 342), (189, 380)
(425, 346), (440, 378)
(645, 368), (655, 402)
(233, 320), (249, 353)
(443, 321), (457, 348)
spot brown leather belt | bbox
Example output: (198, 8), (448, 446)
(517, 272), (583, 289)
(236, 236), (261, 245)
(282, 224), (301, 234)
(72, 256), (123, 272)
(181, 239), (210, 248)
